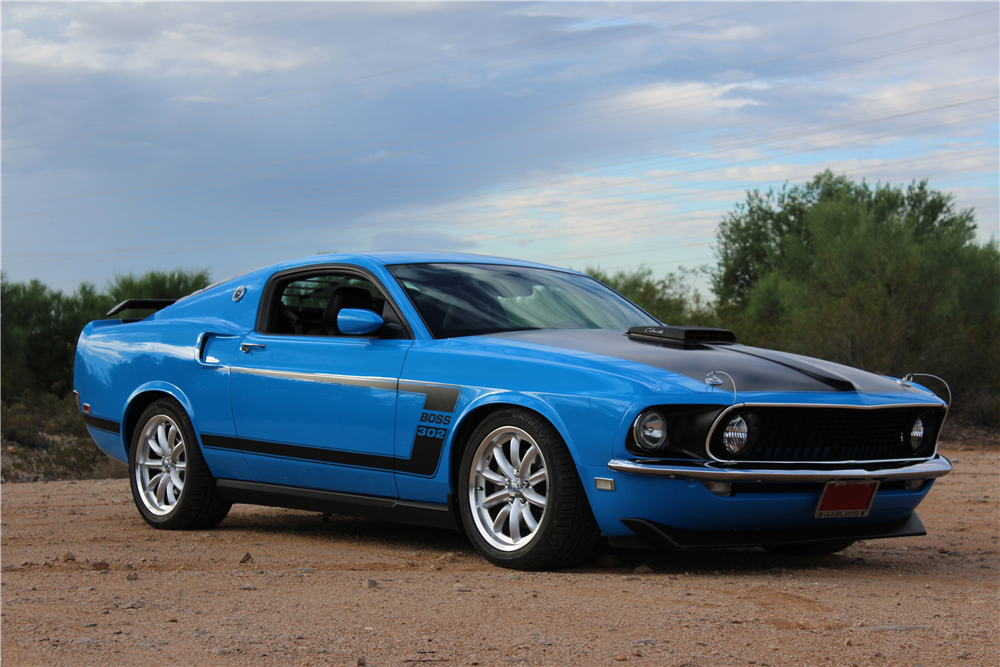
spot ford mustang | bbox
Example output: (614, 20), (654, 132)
(74, 253), (952, 569)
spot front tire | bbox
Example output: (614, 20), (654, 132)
(129, 398), (231, 530)
(458, 409), (598, 570)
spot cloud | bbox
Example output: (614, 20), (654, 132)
(1, 2), (995, 293)
(3, 4), (329, 76)
(616, 80), (765, 116)
(171, 92), (221, 104)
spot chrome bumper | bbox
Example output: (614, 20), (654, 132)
(606, 455), (952, 483)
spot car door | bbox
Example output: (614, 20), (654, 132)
(229, 269), (412, 497)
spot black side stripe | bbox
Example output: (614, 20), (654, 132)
(203, 382), (461, 477)
(83, 414), (120, 434)
(202, 434), (397, 471)
(399, 382), (459, 413)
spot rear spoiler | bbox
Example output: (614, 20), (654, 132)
(106, 299), (178, 317)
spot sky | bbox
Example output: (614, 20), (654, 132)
(3, 1), (998, 296)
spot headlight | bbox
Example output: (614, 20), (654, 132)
(722, 412), (759, 455)
(633, 410), (668, 451)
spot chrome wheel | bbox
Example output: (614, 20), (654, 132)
(459, 409), (599, 569)
(468, 426), (549, 552)
(129, 398), (230, 530)
(134, 414), (187, 516)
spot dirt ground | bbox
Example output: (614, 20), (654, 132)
(2, 441), (997, 667)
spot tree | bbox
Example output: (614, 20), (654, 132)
(106, 268), (212, 305)
(711, 172), (998, 424)
(711, 170), (977, 309)
(2, 267), (215, 464)
(1, 268), (212, 403)
(586, 266), (715, 326)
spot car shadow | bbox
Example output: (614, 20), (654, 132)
(212, 506), (898, 575)
(582, 544), (875, 575)
(216, 507), (476, 554)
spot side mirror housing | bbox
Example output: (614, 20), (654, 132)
(337, 308), (384, 335)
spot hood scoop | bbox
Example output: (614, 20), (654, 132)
(627, 325), (737, 348)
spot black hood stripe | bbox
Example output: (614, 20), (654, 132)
(483, 329), (907, 394)
(713, 345), (857, 392)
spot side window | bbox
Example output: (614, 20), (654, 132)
(262, 271), (407, 338)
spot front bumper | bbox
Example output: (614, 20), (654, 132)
(607, 454), (952, 483)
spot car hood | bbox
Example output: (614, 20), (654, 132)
(478, 329), (910, 394)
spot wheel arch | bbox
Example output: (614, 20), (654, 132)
(447, 394), (578, 501)
(122, 383), (199, 455)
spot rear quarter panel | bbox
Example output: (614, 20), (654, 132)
(74, 278), (259, 476)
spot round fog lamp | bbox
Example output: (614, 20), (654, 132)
(634, 410), (667, 451)
(723, 416), (748, 453)
(909, 416), (926, 451)
(722, 412), (758, 455)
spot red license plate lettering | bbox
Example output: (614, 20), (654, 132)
(816, 480), (879, 518)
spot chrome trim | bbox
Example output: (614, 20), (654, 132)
(607, 455), (952, 483)
(398, 377), (459, 390)
(230, 366), (398, 392)
(704, 402), (948, 464)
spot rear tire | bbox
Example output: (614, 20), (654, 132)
(458, 408), (599, 570)
(129, 398), (231, 530)
(764, 539), (856, 556)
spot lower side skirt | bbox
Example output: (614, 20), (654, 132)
(613, 513), (925, 550)
(216, 479), (459, 531)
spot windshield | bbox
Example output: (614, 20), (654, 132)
(388, 263), (658, 339)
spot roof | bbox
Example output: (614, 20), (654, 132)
(270, 252), (584, 274)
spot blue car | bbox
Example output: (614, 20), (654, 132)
(74, 253), (952, 569)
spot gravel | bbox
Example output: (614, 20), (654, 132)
(1, 444), (996, 666)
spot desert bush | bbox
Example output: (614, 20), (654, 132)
(1, 269), (210, 480)
(2, 436), (125, 482)
(712, 171), (999, 426)
(586, 265), (717, 326)
(1, 391), (89, 449)
(0, 392), (124, 480)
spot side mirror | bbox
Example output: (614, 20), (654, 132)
(337, 308), (384, 335)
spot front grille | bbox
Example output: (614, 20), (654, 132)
(709, 405), (946, 463)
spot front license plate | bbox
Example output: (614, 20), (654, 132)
(815, 480), (879, 518)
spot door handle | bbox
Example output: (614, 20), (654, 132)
(240, 343), (266, 354)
